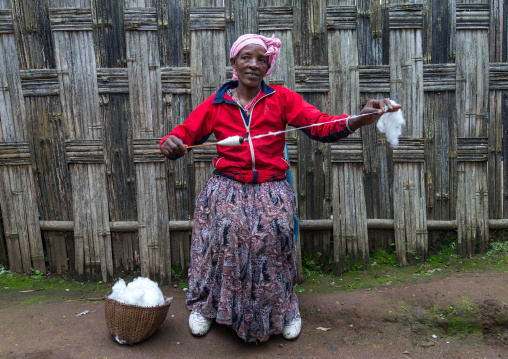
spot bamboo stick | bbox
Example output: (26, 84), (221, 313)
(143, 141), (220, 155)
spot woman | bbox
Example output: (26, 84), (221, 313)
(160, 34), (400, 343)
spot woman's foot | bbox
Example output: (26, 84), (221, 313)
(282, 313), (302, 340)
(188, 311), (212, 336)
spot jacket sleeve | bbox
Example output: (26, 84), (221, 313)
(159, 95), (215, 159)
(281, 87), (352, 142)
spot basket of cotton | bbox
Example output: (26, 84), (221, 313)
(105, 277), (172, 345)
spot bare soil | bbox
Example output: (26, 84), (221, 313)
(1, 269), (508, 359)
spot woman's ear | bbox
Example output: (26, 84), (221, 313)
(230, 57), (236, 69)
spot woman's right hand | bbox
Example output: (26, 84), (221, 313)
(160, 135), (188, 157)
(348, 98), (401, 132)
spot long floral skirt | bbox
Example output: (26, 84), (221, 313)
(185, 175), (299, 343)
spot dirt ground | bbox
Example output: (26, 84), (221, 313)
(1, 269), (508, 359)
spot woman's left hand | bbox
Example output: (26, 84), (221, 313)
(347, 98), (401, 132)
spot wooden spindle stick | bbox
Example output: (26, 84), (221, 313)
(143, 142), (218, 155)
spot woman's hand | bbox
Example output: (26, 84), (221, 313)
(160, 135), (188, 158)
(347, 98), (402, 132)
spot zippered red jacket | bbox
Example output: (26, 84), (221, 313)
(160, 81), (352, 183)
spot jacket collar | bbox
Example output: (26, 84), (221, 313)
(212, 80), (275, 104)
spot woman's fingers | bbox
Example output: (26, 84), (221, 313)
(174, 137), (188, 154)
(354, 98), (402, 128)
(378, 98), (401, 113)
(366, 98), (401, 116)
(161, 136), (187, 157)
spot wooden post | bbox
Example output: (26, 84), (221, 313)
(51, 2), (113, 281)
(159, 0), (193, 273)
(125, 0), (171, 283)
(389, 2), (428, 266)
(488, 0), (505, 220)
(12, 0), (74, 274)
(0, 1), (45, 274)
(92, 0), (140, 274)
(421, 0), (456, 254)
(358, 0), (394, 259)
(327, 3), (369, 274)
(455, 2), (489, 257)
(164, 92), (193, 273)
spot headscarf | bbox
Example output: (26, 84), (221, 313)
(229, 34), (282, 80)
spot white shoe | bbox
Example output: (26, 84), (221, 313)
(282, 313), (302, 340)
(188, 311), (212, 337)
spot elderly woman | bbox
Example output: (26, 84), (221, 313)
(160, 34), (400, 343)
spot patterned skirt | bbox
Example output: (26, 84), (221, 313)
(185, 175), (299, 343)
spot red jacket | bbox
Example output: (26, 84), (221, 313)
(160, 81), (351, 183)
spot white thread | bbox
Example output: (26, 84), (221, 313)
(251, 112), (378, 140)
(214, 112), (379, 147)
(217, 135), (244, 146)
(376, 100), (405, 147)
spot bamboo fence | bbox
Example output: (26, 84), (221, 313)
(0, 0), (505, 282)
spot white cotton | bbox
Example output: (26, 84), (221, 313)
(217, 135), (244, 146)
(109, 278), (127, 302)
(114, 335), (127, 344)
(108, 277), (165, 307)
(376, 100), (405, 147)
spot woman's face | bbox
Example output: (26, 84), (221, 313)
(230, 44), (270, 89)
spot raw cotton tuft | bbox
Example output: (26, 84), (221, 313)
(108, 277), (165, 307)
(376, 100), (405, 147)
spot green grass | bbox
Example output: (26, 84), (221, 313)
(487, 241), (508, 256)
(393, 294), (488, 337)
(0, 268), (107, 293)
(0, 265), (190, 296)
(1, 240), (507, 297)
(171, 265), (186, 282)
(297, 240), (508, 295)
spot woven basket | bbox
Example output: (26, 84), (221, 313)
(105, 292), (172, 345)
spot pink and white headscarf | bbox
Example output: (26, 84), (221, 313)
(230, 34), (282, 80)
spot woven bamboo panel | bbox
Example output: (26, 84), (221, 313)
(0, 0), (505, 280)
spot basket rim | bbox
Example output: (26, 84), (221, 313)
(105, 291), (172, 309)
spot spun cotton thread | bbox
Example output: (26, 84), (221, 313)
(377, 100), (405, 147)
(108, 277), (165, 307)
(203, 110), (400, 148)
(217, 135), (244, 146)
